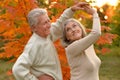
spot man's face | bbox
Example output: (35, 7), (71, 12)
(34, 14), (51, 38)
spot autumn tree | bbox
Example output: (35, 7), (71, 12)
(0, 0), (118, 80)
(0, 0), (37, 60)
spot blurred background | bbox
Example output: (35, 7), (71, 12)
(0, 0), (120, 80)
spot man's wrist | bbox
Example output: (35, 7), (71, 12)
(70, 7), (76, 12)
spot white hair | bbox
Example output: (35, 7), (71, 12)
(61, 18), (87, 47)
(27, 8), (47, 27)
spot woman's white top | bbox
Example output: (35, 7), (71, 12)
(65, 12), (101, 80)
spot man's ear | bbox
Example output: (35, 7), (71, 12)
(31, 26), (36, 32)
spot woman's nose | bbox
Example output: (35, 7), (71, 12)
(71, 27), (75, 32)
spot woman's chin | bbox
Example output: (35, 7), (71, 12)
(74, 35), (81, 40)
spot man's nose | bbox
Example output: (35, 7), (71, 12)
(47, 22), (51, 28)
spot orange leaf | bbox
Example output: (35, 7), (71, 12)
(6, 69), (12, 76)
(54, 40), (70, 80)
(101, 48), (110, 54)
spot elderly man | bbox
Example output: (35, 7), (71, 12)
(12, 2), (88, 80)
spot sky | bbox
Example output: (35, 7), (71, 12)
(86, 0), (119, 7)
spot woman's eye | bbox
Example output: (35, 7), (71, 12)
(73, 24), (77, 28)
(66, 28), (70, 32)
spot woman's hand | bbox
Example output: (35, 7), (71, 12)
(71, 2), (89, 12)
(83, 5), (96, 15)
(71, 2), (96, 15)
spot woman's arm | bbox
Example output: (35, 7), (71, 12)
(66, 8), (101, 56)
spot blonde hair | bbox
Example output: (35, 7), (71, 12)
(61, 18), (87, 47)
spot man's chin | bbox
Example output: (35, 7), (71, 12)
(46, 32), (50, 36)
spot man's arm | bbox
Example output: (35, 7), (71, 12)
(50, 2), (88, 41)
(12, 53), (38, 80)
(50, 8), (74, 41)
(12, 39), (40, 80)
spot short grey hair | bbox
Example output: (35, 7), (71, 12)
(61, 18), (87, 47)
(27, 8), (47, 27)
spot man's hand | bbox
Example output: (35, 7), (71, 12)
(71, 2), (89, 12)
(38, 74), (54, 80)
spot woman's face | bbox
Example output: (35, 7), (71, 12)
(65, 21), (83, 42)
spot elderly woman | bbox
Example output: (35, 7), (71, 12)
(62, 5), (101, 80)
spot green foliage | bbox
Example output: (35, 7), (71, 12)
(8, 0), (18, 7)
(98, 47), (120, 80)
(15, 33), (24, 39)
(60, 0), (72, 6)
(109, 3), (120, 47)
(0, 60), (15, 80)
(0, 41), (4, 48)
(14, 20), (24, 28)
(36, 0), (49, 8)
(0, 8), (6, 15)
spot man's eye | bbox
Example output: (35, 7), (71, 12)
(48, 19), (50, 22)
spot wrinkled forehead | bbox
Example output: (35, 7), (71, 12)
(65, 21), (80, 28)
(37, 14), (50, 23)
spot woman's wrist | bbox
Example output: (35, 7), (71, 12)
(93, 12), (99, 18)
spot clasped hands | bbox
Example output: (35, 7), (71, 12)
(71, 2), (96, 15)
